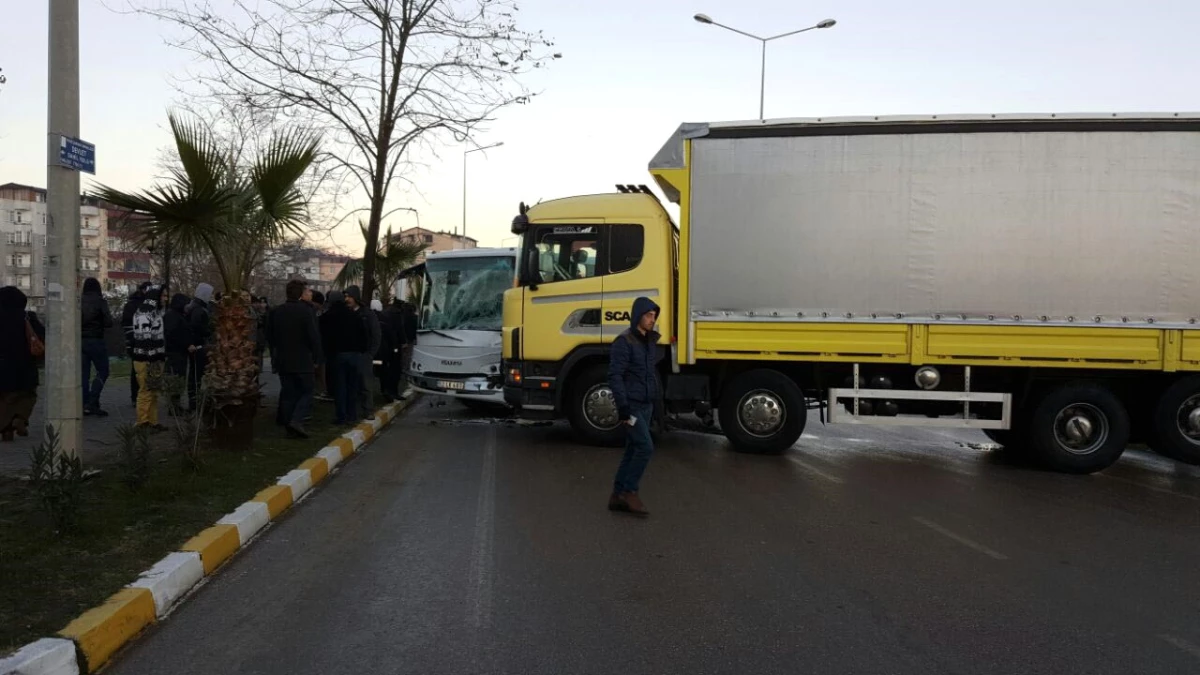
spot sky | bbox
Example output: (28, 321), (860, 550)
(2, 0), (1200, 255)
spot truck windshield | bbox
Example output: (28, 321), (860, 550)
(420, 255), (515, 332)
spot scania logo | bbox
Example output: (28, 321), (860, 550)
(441, 359), (463, 366)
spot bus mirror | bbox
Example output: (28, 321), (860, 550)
(511, 202), (530, 234)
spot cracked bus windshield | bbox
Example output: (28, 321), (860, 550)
(420, 255), (516, 332)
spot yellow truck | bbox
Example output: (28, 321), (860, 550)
(502, 114), (1200, 474)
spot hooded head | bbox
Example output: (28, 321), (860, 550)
(370, 299), (383, 312)
(194, 282), (214, 304)
(326, 290), (343, 308)
(344, 285), (363, 307)
(0, 285), (27, 312)
(630, 296), (660, 332)
(170, 293), (190, 314)
(82, 277), (102, 296)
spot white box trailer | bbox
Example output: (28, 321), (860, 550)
(659, 114), (1200, 328)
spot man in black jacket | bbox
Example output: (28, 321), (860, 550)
(325, 289), (368, 425)
(607, 296), (662, 517)
(80, 277), (113, 416)
(269, 280), (323, 438)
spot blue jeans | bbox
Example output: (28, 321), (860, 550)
(333, 353), (362, 424)
(613, 402), (654, 494)
(81, 338), (109, 409)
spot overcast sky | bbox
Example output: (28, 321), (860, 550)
(2, 0), (1199, 254)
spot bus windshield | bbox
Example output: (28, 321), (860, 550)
(421, 255), (515, 332)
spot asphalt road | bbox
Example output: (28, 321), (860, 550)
(108, 399), (1200, 675)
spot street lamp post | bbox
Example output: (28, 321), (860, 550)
(693, 13), (836, 120)
(462, 141), (503, 245)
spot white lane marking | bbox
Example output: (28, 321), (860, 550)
(467, 429), (497, 631)
(787, 456), (845, 484)
(1098, 474), (1200, 501)
(846, 438), (868, 444)
(1160, 634), (1200, 660)
(912, 516), (1008, 561)
(801, 433), (820, 440)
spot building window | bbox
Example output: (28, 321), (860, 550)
(40, 235), (47, 246)
(423, 234), (433, 243)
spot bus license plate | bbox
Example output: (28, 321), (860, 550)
(438, 380), (465, 390)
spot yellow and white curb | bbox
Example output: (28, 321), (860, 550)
(0, 398), (414, 675)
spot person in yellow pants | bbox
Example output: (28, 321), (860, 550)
(131, 283), (168, 430)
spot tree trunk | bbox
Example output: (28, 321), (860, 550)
(205, 290), (260, 450)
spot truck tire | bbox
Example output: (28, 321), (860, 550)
(1027, 382), (1129, 474)
(718, 369), (806, 455)
(982, 429), (1013, 446)
(566, 363), (625, 447)
(1149, 375), (1200, 465)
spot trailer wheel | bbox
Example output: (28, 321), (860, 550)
(718, 369), (806, 455)
(566, 363), (625, 447)
(1027, 383), (1129, 474)
(1149, 376), (1200, 465)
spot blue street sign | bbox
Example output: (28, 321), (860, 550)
(56, 136), (95, 174)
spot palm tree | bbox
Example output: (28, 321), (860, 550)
(95, 114), (319, 447)
(333, 224), (426, 305)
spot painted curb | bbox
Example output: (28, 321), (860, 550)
(0, 637), (79, 675)
(2, 396), (415, 674)
(127, 551), (204, 617)
(58, 588), (156, 672)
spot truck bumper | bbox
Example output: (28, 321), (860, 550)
(503, 360), (558, 417)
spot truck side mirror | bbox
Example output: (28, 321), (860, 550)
(511, 202), (530, 235)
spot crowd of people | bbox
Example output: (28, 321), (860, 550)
(0, 277), (418, 443)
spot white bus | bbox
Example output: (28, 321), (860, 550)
(403, 247), (517, 406)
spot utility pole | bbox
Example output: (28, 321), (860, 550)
(45, 0), (82, 458)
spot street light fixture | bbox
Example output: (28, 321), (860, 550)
(693, 13), (836, 120)
(462, 141), (504, 245)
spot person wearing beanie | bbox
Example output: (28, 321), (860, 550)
(187, 282), (215, 412)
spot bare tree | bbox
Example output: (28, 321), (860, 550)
(134, 0), (558, 301)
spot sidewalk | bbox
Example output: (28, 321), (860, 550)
(0, 361), (285, 477)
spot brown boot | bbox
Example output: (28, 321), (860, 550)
(609, 491), (648, 517)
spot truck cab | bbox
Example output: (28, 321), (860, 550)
(502, 190), (677, 443)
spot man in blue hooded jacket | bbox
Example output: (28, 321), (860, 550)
(608, 296), (661, 516)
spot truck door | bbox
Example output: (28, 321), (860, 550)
(600, 223), (657, 343)
(520, 224), (606, 363)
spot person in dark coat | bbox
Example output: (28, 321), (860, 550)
(268, 280), (323, 438)
(381, 298), (405, 400)
(399, 301), (418, 398)
(0, 286), (44, 441)
(80, 277), (113, 416)
(187, 282), (214, 412)
(318, 290), (343, 402)
(607, 296), (662, 517)
(326, 289), (368, 425)
(164, 293), (193, 414)
(370, 299), (398, 402)
(121, 282), (149, 405)
(309, 291), (328, 398)
(348, 286), (380, 419)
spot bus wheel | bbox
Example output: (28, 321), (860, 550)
(1150, 376), (1200, 465)
(718, 369), (806, 455)
(566, 364), (625, 447)
(1027, 382), (1129, 474)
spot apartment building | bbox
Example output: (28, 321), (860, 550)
(396, 226), (477, 263)
(0, 182), (109, 308)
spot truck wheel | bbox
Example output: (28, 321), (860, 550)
(1027, 383), (1129, 474)
(566, 363), (625, 447)
(1150, 376), (1200, 465)
(718, 369), (806, 455)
